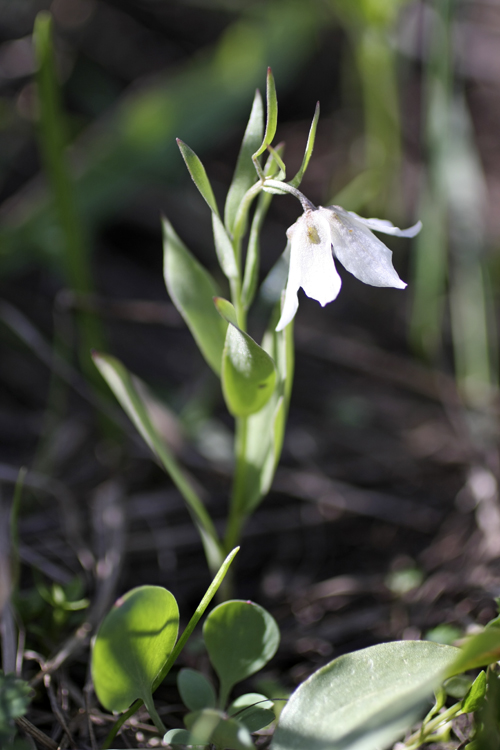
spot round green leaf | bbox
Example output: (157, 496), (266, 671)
(203, 600), (280, 706)
(91, 585), (179, 712)
(271, 641), (460, 750)
(178, 668), (216, 711)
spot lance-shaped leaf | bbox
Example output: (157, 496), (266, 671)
(225, 90), (264, 234)
(242, 145), (285, 311)
(176, 139), (219, 216)
(214, 298), (276, 417)
(92, 586), (179, 714)
(163, 218), (227, 375)
(446, 626), (500, 675)
(271, 641), (460, 750)
(203, 600), (280, 707)
(252, 68), (278, 161)
(288, 102), (320, 188)
(92, 352), (222, 573)
(212, 212), (239, 280)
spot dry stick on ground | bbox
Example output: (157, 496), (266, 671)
(44, 673), (77, 749)
(15, 716), (59, 750)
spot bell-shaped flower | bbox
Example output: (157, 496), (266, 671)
(276, 205), (421, 331)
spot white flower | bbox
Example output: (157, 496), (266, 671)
(276, 205), (421, 331)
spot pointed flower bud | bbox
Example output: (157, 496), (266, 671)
(276, 205), (421, 331)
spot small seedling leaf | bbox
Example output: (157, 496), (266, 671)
(203, 600), (280, 706)
(271, 641), (459, 750)
(215, 299), (277, 417)
(164, 727), (199, 746)
(228, 693), (275, 732)
(92, 586), (179, 713)
(178, 668), (216, 711)
(163, 218), (227, 375)
(177, 139), (219, 216)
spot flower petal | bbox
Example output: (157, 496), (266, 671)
(344, 210), (422, 238)
(319, 206), (407, 289)
(276, 209), (341, 331)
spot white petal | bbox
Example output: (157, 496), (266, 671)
(276, 210), (341, 331)
(344, 208), (422, 238)
(319, 206), (407, 289)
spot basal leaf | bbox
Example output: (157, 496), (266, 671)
(271, 641), (459, 750)
(203, 600), (280, 707)
(163, 218), (227, 375)
(92, 586), (179, 713)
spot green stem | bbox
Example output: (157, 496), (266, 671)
(404, 702), (462, 749)
(224, 417), (248, 553)
(142, 692), (166, 736)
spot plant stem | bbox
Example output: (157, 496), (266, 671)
(224, 417), (248, 553)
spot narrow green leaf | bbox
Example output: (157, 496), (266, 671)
(203, 600), (280, 707)
(178, 669), (216, 711)
(242, 145), (285, 310)
(92, 352), (222, 572)
(212, 213), (239, 280)
(461, 671), (486, 714)
(447, 627), (500, 675)
(177, 139), (219, 216)
(252, 68), (278, 160)
(288, 102), (320, 188)
(214, 298), (277, 417)
(228, 693), (275, 732)
(225, 90), (264, 234)
(163, 218), (227, 375)
(271, 641), (460, 750)
(91, 586), (179, 713)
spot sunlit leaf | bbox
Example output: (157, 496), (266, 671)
(447, 627), (500, 675)
(271, 641), (459, 750)
(215, 298), (276, 417)
(176, 139), (219, 216)
(225, 90), (264, 234)
(252, 68), (278, 160)
(203, 600), (280, 706)
(288, 102), (320, 188)
(163, 218), (227, 375)
(92, 586), (179, 713)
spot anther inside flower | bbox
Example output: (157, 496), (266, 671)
(276, 205), (422, 331)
